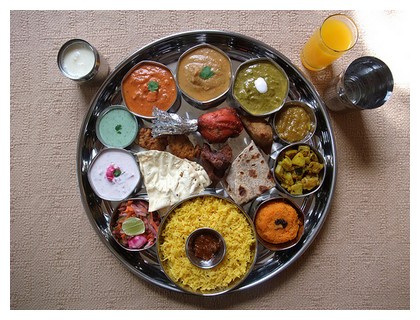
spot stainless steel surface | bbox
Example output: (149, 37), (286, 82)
(176, 43), (232, 109)
(185, 228), (226, 269)
(95, 105), (139, 148)
(86, 148), (141, 202)
(324, 56), (394, 111)
(156, 192), (258, 296)
(121, 60), (181, 120)
(109, 196), (160, 252)
(273, 100), (317, 144)
(57, 38), (109, 82)
(250, 195), (305, 251)
(272, 142), (326, 198)
(77, 30), (337, 294)
(231, 57), (289, 117)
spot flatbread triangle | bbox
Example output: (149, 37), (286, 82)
(225, 141), (275, 205)
(136, 150), (211, 211)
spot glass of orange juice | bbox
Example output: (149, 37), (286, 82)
(301, 14), (358, 71)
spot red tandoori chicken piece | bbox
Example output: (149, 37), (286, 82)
(197, 107), (243, 144)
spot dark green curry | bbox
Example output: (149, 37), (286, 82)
(233, 61), (288, 116)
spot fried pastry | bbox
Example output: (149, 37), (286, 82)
(138, 127), (168, 151)
(167, 134), (200, 160)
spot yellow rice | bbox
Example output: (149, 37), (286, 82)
(159, 196), (256, 293)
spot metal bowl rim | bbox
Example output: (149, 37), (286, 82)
(175, 43), (233, 107)
(231, 57), (290, 117)
(121, 59), (180, 120)
(95, 104), (139, 148)
(156, 192), (258, 296)
(185, 227), (227, 269)
(252, 196), (306, 251)
(77, 30), (337, 294)
(272, 100), (318, 145)
(109, 195), (161, 252)
(87, 148), (141, 202)
(272, 142), (327, 198)
(57, 38), (100, 81)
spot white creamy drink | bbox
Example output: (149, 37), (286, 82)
(88, 149), (141, 201)
(61, 42), (96, 78)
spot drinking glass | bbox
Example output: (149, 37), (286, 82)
(301, 14), (358, 71)
(323, 56), (394, 112)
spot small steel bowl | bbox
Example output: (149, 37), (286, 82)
(109, 196), (161, 252)
(57, 38), (109, 82)
(176, 43), (232, 109)
(231, 57), (289, 117)
(252, 196), (305, 251)
(185, 228), (226, 269)
(272, 143), (326, 198)
(87, 148), (141, 201)
(272, 100), (317, 145)
(121, 60), (181, 120)
(95, 105), (139, 148)
(157, 193), (257, 296)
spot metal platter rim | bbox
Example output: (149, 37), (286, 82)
(76, 30), (337, 294)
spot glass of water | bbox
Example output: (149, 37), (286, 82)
(323, 56), (394, 112)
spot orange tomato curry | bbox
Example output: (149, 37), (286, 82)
(122, 63), (177, 117)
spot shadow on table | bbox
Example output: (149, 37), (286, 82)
(145, 235), (326, 309)
(142, 221), (334, 310)
(303, 65), (334, 94)
(143, 261), (308, 309)
(297, 65), (376, 166)
(327, 109), (376, 167)
(78, 81), (104, 107)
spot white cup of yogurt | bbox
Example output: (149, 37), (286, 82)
(57, 39), (109, 82)
(88, 148), (141, 201)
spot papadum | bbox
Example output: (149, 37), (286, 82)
(136, 150), (211, 211)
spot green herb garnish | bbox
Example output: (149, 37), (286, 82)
(115, 124), (122, 134)
(148, 80), (159, 92)
(113, 168), (121, 177)
(199, 66), (215, 80)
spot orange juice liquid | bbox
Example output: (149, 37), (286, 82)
(301, 17), (356, 71)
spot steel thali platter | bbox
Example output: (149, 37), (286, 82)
(77, 30), (337, 293)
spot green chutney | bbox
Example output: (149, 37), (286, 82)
(97, 106), (138, 148)
(233, 61), (288, 116)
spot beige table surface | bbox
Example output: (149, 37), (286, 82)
(10, 10), (410, 310)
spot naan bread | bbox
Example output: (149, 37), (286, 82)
(136, 150), (211, 211)
(225, 141), (275, 205)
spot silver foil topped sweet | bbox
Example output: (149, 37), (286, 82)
(151, 107), (198, 137)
